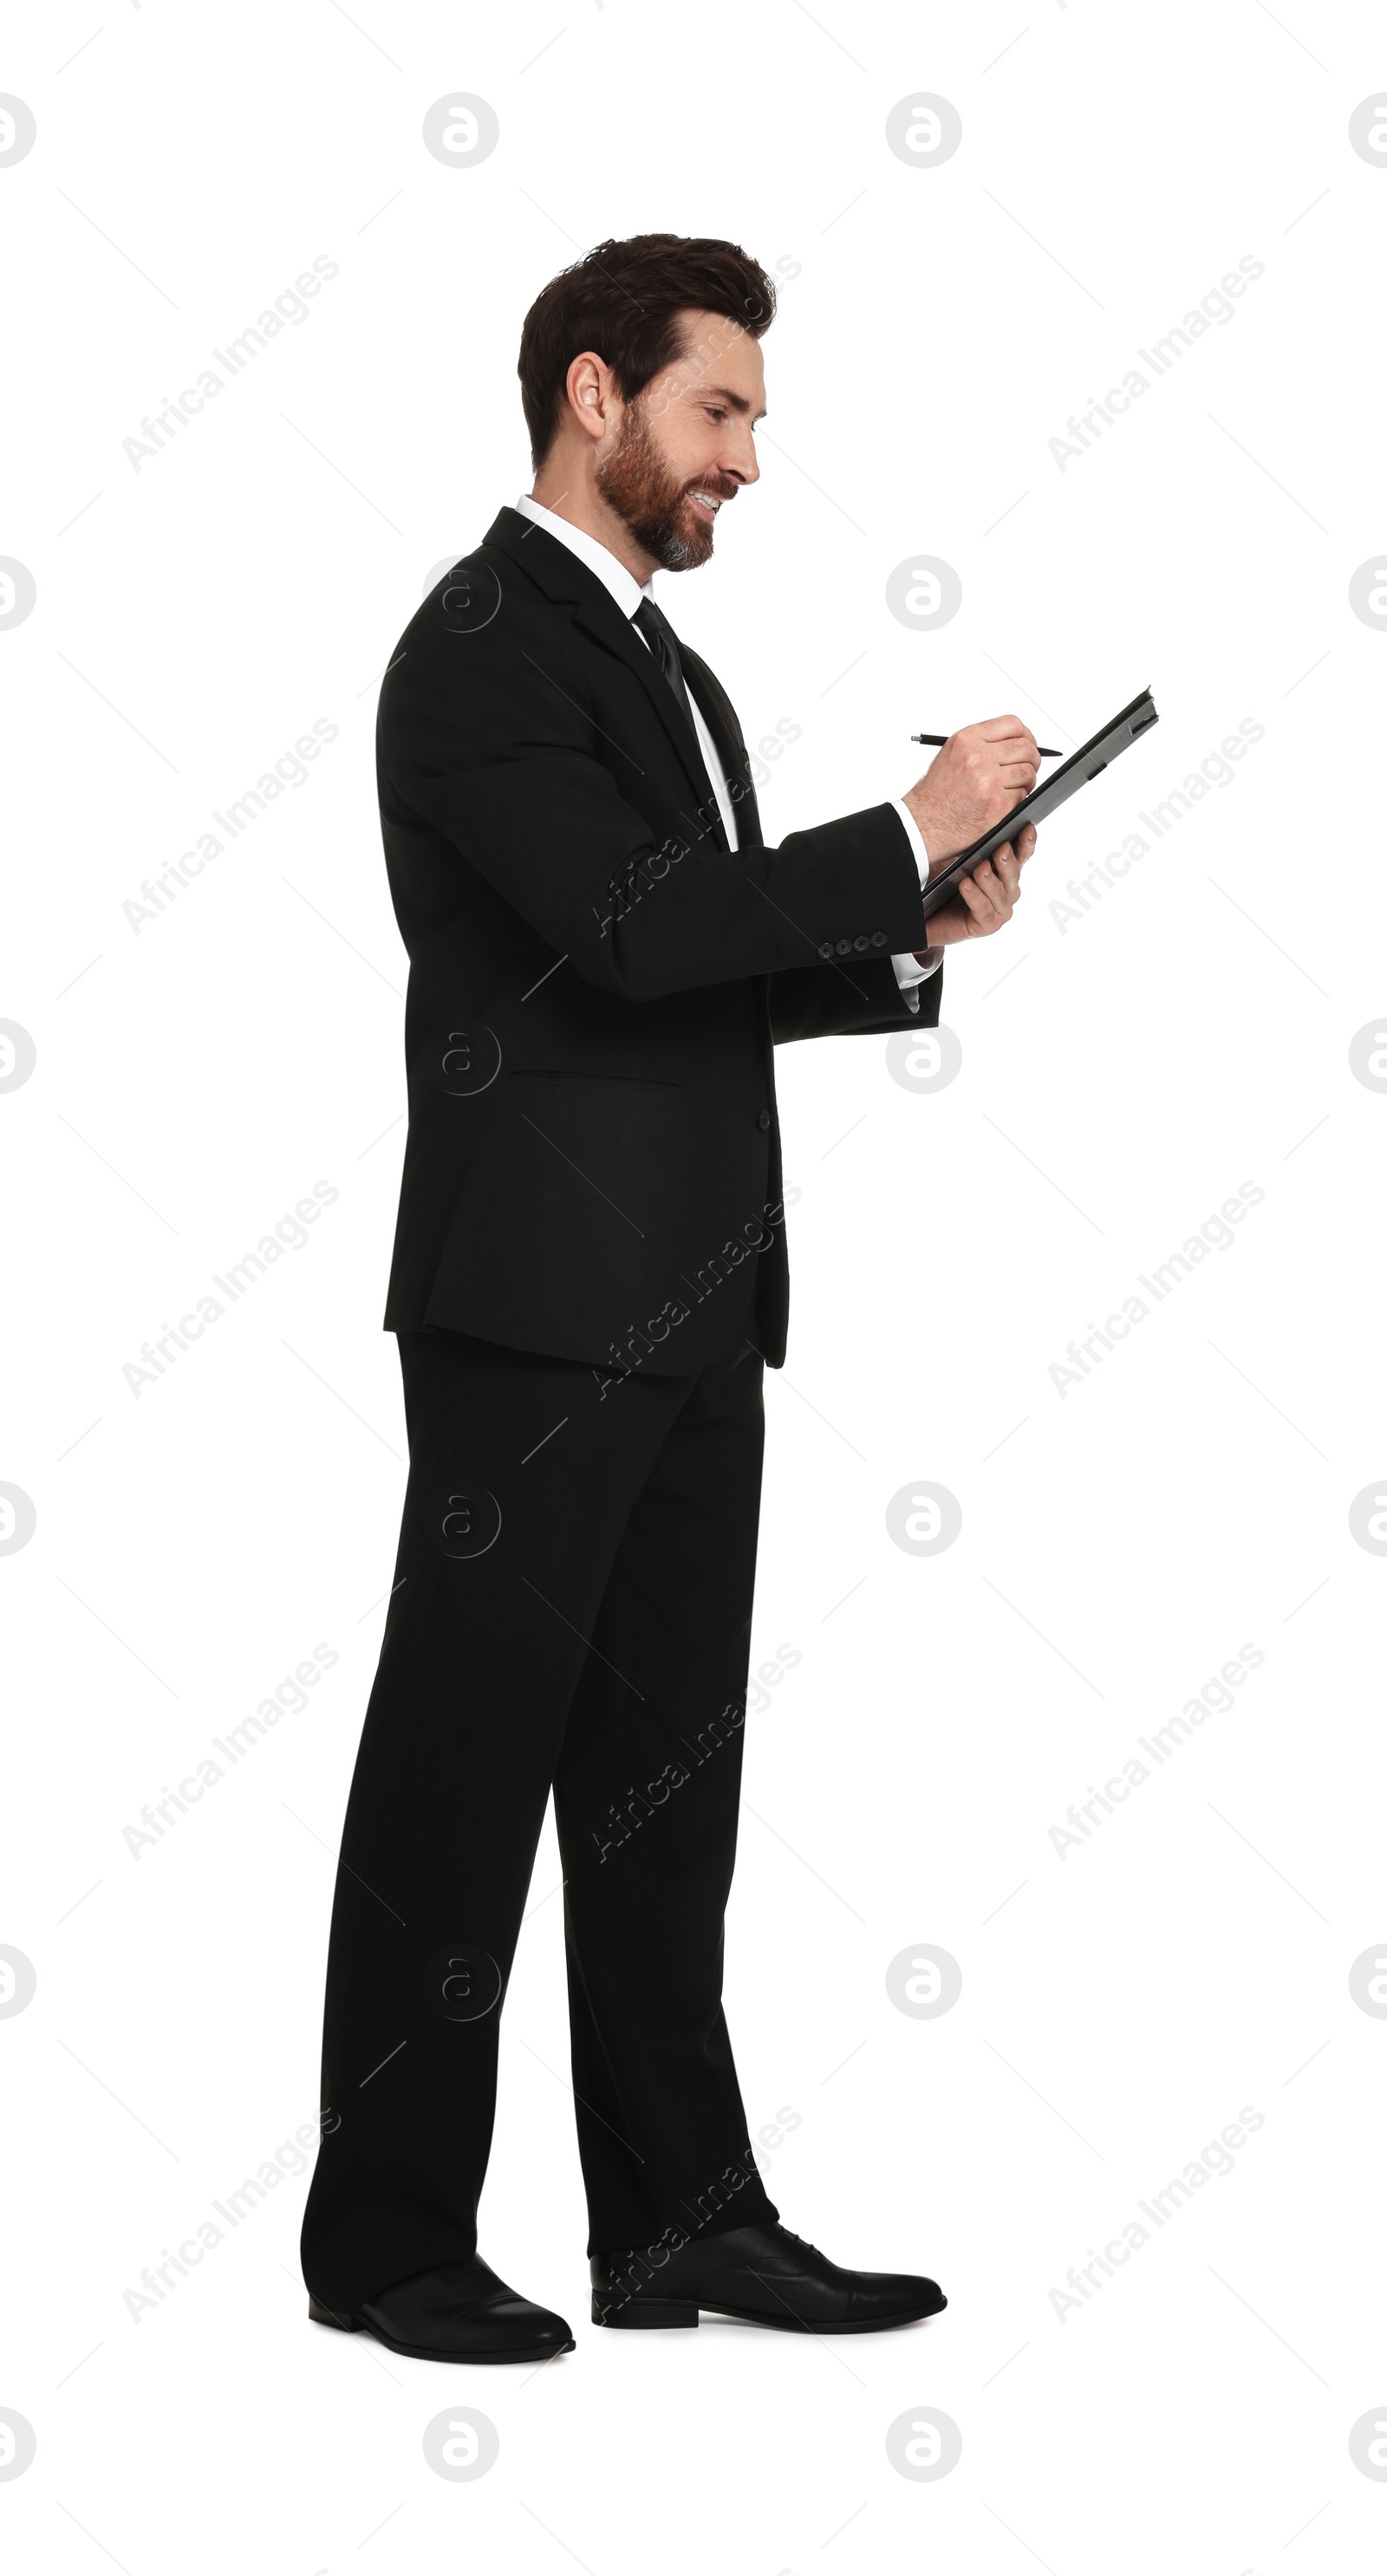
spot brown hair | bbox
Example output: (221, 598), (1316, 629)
(518, 232), (777, 470)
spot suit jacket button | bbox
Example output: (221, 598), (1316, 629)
(853, 934), (869, 951)
(757, 1109), (771, 1131)
(817, 940), (834, 959)
(870, 931), (886, 946)
(835, 938), (852, 955)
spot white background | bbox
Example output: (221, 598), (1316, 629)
(3, 2), (1386, 2569)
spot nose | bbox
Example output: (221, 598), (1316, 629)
(726, 427), (759, 488)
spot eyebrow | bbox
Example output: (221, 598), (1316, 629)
(696, 383), (767, 423)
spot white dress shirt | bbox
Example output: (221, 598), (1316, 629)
(514, 495), (942, 1008)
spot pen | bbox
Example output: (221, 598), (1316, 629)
(911, 732), (1061, 756)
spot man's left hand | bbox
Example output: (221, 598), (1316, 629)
(914, 823), (1037, 954)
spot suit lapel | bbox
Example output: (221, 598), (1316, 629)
(487, 509), (728, 848)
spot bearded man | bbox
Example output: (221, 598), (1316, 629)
(300, 232), (1037, 2365)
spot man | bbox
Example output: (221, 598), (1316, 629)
(300, 233), (1038, 2364)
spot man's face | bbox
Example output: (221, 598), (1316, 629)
(596, 307), (765, 572)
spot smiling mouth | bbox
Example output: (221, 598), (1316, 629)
(686, 490), (726, 520)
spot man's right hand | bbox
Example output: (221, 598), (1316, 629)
(903, 713), (1039, 869)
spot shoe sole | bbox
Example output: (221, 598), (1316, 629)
(309, 2293), (575, 2365)
(591, 2288), (947, 2333)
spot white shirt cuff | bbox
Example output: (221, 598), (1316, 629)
(895, 796), (931, 888)
(890, 798), (941, 996)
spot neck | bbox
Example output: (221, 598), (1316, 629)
(527, 460), (657, 586)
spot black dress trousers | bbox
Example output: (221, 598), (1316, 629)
(300, 1323), (779, 2313)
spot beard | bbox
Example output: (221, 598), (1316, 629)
(595, 400), (735, 571)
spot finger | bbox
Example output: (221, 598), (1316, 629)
(965, 745), (1036, 782)
(976, 751), (1038, 786)
(975, 713), (1039, 755)
(993, 847), (1023, 903)
(983, 849), (1022, 916)
(996, 833), (1026, 877)
(963, 861), (1009, 925)
(955, 871), (992, 925)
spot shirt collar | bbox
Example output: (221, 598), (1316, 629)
(514, 492), (653, 621)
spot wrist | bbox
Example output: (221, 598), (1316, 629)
(902, 793), (935, 865)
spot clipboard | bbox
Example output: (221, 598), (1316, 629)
(916, 685), (1160, 921)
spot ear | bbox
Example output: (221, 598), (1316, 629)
(563, 348), (616, 445)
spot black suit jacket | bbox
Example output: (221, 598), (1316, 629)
(377, 505), (942, 1376)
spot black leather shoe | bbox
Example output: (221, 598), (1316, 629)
(309, 2256), (574, 2363)
(591, 2222), (946, 2333)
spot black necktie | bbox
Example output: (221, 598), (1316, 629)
(632, 595), (726, 848)
(633, 595), (700, 740)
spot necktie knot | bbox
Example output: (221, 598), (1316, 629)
(633, 595), (689, 719)
(633, 595), (671, 646)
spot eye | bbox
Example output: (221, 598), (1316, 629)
(704, 406), (727, 422)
